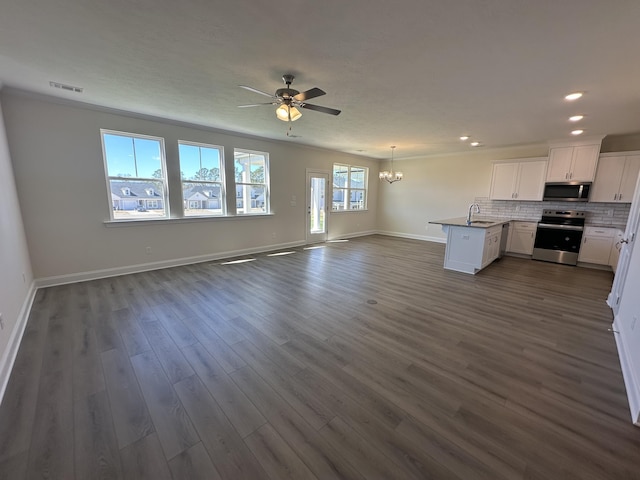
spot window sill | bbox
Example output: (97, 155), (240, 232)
(104, 213), (274, 227)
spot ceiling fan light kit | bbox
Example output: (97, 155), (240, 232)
(239, 74), (341, 125)
(276, 104), (302, 122)
(379, 146), (403, 184)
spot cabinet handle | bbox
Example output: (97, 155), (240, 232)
(619, 193), (623, 201)
(515, 192), (518, 199)
(565, 173), (569, 180)
(614, 194), (618, 200)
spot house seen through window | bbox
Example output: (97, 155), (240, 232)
(333, 164), (368, 211)
(101, 130), (169, 220)
(234, 149), (270, 215)
(179, 141), (225, 216)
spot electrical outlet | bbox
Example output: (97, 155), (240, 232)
(22, 272), (26, 283)
(271, 232), (276, 239)
(0, 314), (4, 330)
(632, 316), (637, 331)
(607, 209), (613, 217)
(145, 247), (152, 255)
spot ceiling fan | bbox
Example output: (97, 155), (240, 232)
(238, 74), (341, 122)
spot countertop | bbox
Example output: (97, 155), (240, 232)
(429, 217), (511, 228)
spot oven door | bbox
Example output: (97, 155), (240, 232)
(532, 224), (584, 265)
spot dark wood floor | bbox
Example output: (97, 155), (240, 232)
(0, 235), (639, 479)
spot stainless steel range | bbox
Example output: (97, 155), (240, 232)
(532, 210), (586, 266)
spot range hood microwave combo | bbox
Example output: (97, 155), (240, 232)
(543, 182), (591, 202)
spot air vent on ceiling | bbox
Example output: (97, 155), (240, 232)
(49, 81), (83, 93)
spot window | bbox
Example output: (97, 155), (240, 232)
(332, 164), (368, 211)
(179, 141), (225, 216)
(101, 130), (168, 220)
(234, 149), (269, 215)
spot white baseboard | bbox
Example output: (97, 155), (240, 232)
(35, 240), (307, 288)
(329, 230), (378, 240)
(613, 317), (640, 427)
(376, 230), (446, 244)
(0, 282), (37, 405)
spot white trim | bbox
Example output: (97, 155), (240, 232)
(0, 282), (37, 405)
(34, 240), (307, 288)
(376, 230), (447, 243)
(613, 317), (640, 427)
(328, 229), (378, 241)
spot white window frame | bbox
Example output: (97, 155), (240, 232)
(234, 148), (270, 215)
(332, 163), (369, 211)
(179, 140), (226, 217)
(101, 129), (169, 221)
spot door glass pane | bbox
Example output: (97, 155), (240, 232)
(310, 177), (326, 234)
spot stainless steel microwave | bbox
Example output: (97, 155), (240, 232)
(543, 182), (591, 202)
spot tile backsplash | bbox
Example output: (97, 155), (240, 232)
(474, 197), (630, 228)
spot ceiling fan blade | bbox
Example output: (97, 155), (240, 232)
(300, 103), (341, 116)
(237, 103), (275, 108)
(293, 87), (326, 102)
(238, 85), (275, 98)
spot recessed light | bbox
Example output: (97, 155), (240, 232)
(470, 141), (481, 147)
(460, 136), (470, 141)
(571, 129), (584, 135)
(569, 115), (584, 122)
(565, 92), (583, 101)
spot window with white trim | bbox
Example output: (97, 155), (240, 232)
(179, 141), (225, 216)
(332, 164), (368, 211)
(234, 149), (269, 215)
(101, 130), (169, 219)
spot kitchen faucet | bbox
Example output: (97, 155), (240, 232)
(467, 203), (480, 224)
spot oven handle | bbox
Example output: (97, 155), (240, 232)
(537, 223), (584, 231)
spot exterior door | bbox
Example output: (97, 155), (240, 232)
(306, 171), (329, 243)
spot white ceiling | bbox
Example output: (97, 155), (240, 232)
(1, 0), (640, 159)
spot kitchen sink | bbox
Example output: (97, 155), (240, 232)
(469, 220), (494, 224)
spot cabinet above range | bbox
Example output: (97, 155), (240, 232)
(545, 136), (604, 183)
(489, 158), (547, 201)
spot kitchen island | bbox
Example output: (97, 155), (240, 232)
(430, 217), (510, 274)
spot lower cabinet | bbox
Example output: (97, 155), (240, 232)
(578, 227), (615, 265)
(507, 221), (537, 255)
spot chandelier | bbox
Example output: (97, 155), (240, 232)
(379, 146), (403, 184)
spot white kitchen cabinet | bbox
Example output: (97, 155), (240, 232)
(489, 159), (547, 201)
(546, 142), (601, 182)
(578, 226), (615, 265)
(590, 153), (640, 203)
(507, 221), (537, 255)
(444, 224), (503, 274)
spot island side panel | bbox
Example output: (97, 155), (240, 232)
(444, 226), (486, 274)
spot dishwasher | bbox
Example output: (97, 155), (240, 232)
(498, 222), (510, 258)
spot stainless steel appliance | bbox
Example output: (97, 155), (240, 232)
(498, 222), (509, 258)
(543, 182), (591, 202)
(532, 210), (586, 265)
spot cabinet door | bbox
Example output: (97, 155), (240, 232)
(515, 160), (547, 200)
(570, 144), (600, 181)
(590, 156), (626, 202)
(489, 163), (518, 200)
(618, 155), (640, 202)
(509, 229), (535, 255)
(578, 236), (613, 264)
(546, 147), (573, 182)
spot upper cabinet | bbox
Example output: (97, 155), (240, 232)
(489, 158), (547, 201)
(546, 144), (601, 182)
(590, 153), (640, 203)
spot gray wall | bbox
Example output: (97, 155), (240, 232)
(2, 91), (379, 281)
(0, 96), (34, 390)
